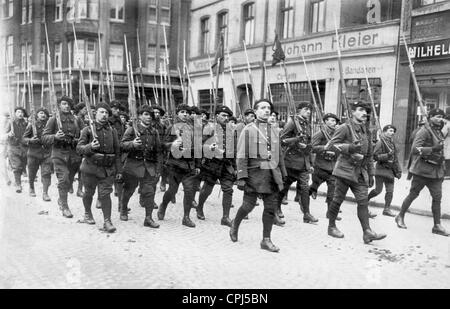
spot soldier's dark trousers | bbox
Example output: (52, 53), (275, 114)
(279, 168), (310, 212)
(368, 176), (394, 208)
(197, 168), (234, 218)
(122, 170), (158, 217)
(53, 158), (81, 203)
(160, 165), (168, 187)
(82, 173), (114, 221)
(233, 191), (278, 238)
(161, 166), (198, 218)
(310, 167), (336, 204)
(328, 177), (370, 231)
(400, 174), (443, 225)
(27, 156), (52, 191)
(9, 151), (27, 185)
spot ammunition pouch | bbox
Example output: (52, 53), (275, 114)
(91, 153), (116, 167)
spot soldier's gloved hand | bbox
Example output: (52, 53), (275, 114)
(91, 139), (100, 150)
(55, 130), (65, 141)
(115, 173), (124, 184)
(369, 176), (375, 188)
(348, 143), (362, 154)
(432, 143), (444, 152)
(29, 136), (40, 145)
(237, 179), (246, 191)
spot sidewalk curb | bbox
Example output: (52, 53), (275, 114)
(288, 187), (450, 220)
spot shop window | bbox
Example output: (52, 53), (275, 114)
(198, 89), (224, 112)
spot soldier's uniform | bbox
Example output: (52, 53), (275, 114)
(327, 102), (386, 244)
(120, 105), (163, 228)
(230, 101), (286, 252)
(77, 103), (120, 233)
(367, 125), (402, 217)
(5, 107), (28, 193)
(73, 103), (88, 197)
(396, 108), (449, 236)
(278, 103), (317, 224)
(22, 108), (53, 200)
(310, 113), (340, 219)
(151, 106), (169, 193)
(196, 106), (235, 226)
(157, 104), (200, 228)
(42, 96), (84, 218)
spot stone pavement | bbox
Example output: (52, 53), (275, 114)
(296, 173), (450, 219)
(0, 176), (449, 289)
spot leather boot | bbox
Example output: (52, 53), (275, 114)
(363, 229), (387, 244)
(432, 225), (450, 237)
(157, 203), (167, 220)
(58, 197), (73, 218)
(395, 214), (407, 229)
(15, 183), (22, 193)
(196, 206), (205, 220)
(260, 238), (280, 253)
(42, 191), (51, 202)
(96, 199), (102, 209)
(182, 216), (195, 228)
(328, 226), (344, 238)
(42, 179), (51, 202)
(14, 172), (22, 193)
(103, 219), (116, 233)
(274, 211), (285, 227)
(29, 187), (36, 197)
(144, 216), (160, 228)
(83, 212), (96, 225)
(303, 213), (318, 224)
(221, 217), (232, 227)
(119, 203), (128, 221)
(229, 219), (239, 242)
(68, 184), (74, 194)
(382, 208), (395, 217)
(171, 195), (176, 204)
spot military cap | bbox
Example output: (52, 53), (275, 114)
(351, 101), (372, 113)
(96, 102), (112, 116)
(229, 116), (237, 123)
(74, 103), (86, 115)
(153, 106), (166, 116)
(428, 108), (445, 118)
(58, 96), (74, 109)
(382, 124), (397, 132)
(137, 104), (154, 116)
(271, 110), (279, 117)
(323, 113), (340, 123)
(243, 108), (256, 116)
(119, 111), (129, 121)
(189, 106), (201, 115)
(176, 104), (190, 113)
(296, 102), (312, 110)
(14, 107), (28, 118)
(36, 108), (50, 118)
(110, 100), (122, 109)
(215, 105), (233, 117)
(253, 99), (273, 112)
(200, 108), (210, 118)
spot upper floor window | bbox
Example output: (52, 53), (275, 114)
(281, 0), (294, 39)
(200, 17), (210, 55)
(1, 0), (14, 18)
(161, 0), (171, 25)
(310, 0), (325, 33)
(21, 43), (31, 69)
(217, 11), (228, 48)
(6, 35), (14, 65)
(110, 0), (124, 21)
(109, 43), (123, 71)
(148, 0), (157, 24)
(67, 0), (99, 21)
(71, 39), (97, 68)
(54, 42), (62, 69)
(21, 0), (32, 24)
(40, 43), (46, 69)
(243, 2), (255, 45)
(55, 0), (63, 21)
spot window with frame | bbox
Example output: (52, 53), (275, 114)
(6, 35), (13, 65)
(21, 43), (31, 69)
(281, 0), (294, 39)
(110, 0), (124, 21)
(310, 0), (325, 33)
(21, 0), (32, 24)
(71, 39), (96, 68)
(55, 0), (63, 21)
(217, 12), (228, 48)
(54, 42), (62, 69)
(198, 89), (223, 112)
(243, 2), (255, 45)
(200, 17), (210, 55)
(148, 0), (157, 24)
(27, 0), (32, 22)
(21, 0), (26, 24)
(147, 45), (156, 72)
(2, 0), (14, 18)
(109, 43), (123, 71)
(160, 0), (171, 26)
(40, 44), (46, 69)
(67, 0), (99, 21)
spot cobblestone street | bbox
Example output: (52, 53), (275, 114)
(1, 177), (449, 289)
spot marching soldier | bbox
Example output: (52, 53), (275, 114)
(42, 96), (84, 218)
(76, 103), (119, 233)
(1, 112), (11, 186)
(277, 102), (317, 225)
(310, 113), (341, 220)
(326, 101), (387, 244)
(73, 102), (88, 197)
(196, 106), (235, 227)
(367, 125), (402, 217)
(120, 105), (163, 228)
(396, 109), (449, 236)
(235, 108), (256, 133)
(5, 107), (28, 193)
(152, 106), (169, 193)
(22, 108), (53, 201)
(157, 104), (200, 228)
(230, 99), (286, 252)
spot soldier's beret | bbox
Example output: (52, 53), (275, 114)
(58, 96), (74, 108)
(351, 101), (372, 113)
(200, 109), (210, 117)
(296, 102), (312, 110)
(428, 108), (445, 118)
(14, 107), (28, 118)
(189, 106), (201, 115)
(253, 99), (273, 112)
(110, 100), (122, 109)
(119, 111), (129, 121)
(74, 103), (86, 114)
(96, 102), (112, 115)
(153, 106), (166, 116)
(215, 105), (233, 117)
(271, 110), (279, 116)
(323, 113), (340, 123)
(137, 105), (154, 116)
(243, 108), (255, 116)
(36, 108), (50, 118)
(382, 124), (397, 132)
(176, 104), (190, 113)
